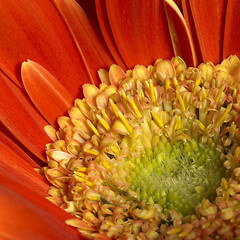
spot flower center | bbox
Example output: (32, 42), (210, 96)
(43, 56), (240, 239)
(124, 139), (226, 216)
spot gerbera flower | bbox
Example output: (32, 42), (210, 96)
(0, 0), (240, 239)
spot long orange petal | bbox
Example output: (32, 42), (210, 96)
(189, 0), (227, 64)
(164, 0), (197, 67)
(95, 0), (127, 70)
(181, 0), (202, 65)
(52, 0), (115, 85)
(223, 0), (240, 59)
(0, 0), (92, 98)
(106, 0), (174, 68)
(0, 139), (49, 196)
(0, 71), (49, 162)
(0, 129), (40, 168)
(22, 60), (74, 126)
(0, 181), (81, 240)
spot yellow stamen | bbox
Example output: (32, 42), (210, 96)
(202, 199), (208, 209)
(215, 104), (232, 127)
(74, 186), (83, 191)
(84, 149), (100, 156)
(174, 115), (183, 131)
(197, 120), (206, 131)
(230, 122), (236, 139)
(118, 110), (133, 134)
(96, 114), (110, 131)
(233, 88), (237, 99)
(99, 158), (111, 170)
(128, 96), (142, 118)
(151, 112), (164, 129)
(120, 89), (128, 107)
(178, 232), (189, 237)
(88, 195), (101, 201)
(233, 146), (240, 161)
(109, 99), (119, 117)
(76, 167), (87, 172)
(167, 227), (181, 235)
(200, 87), (207, 101)
(203, 221), (211, 229)
(193, 74), (202, 95)
(173, 77), (180, 92)
(92, 135), (99, 146)
(179, 73), (184, 81)
(146, 80), (156, 103)
(87, 120), (101, 138)
(215, 85), (225, 103)
(74, 176), (93, 187)
(137, 82), (145, 99)
(140, 88), (145, 98)
(221, 178), (228, 191)
(165, 76), (170, 91)
(108, 143), (120, 155)
(100, 108), (111, 121)
(74, 171), (86, 178)
(176, 91), (185, 112)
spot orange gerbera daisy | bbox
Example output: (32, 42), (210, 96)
(0, 0), (240, 239)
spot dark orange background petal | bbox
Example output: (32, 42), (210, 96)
(0, 70), (49, 162)
(189, 0), (227, 64)
(0, 137), (49, 196)
(223, 0), (240, 59)
(0, 129), (40, 168)
(0, 0), (92, 98)
(181, 0), (202, 65)
(106, 0), (174, 68)
(95, 0), (127, 70)
(0, 181), (81, 240)
(53, 0), (115, 85)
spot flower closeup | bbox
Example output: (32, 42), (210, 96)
(0, 0), (240, 240)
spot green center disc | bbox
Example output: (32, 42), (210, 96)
(124, 139), (226, 216)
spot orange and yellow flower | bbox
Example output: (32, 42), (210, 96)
(0, 0), (240, 239)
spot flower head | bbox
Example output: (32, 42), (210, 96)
(43, 55), (240, 239)
(0, 0), (240, 239)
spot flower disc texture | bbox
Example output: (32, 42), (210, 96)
(44, 55), (240, 239)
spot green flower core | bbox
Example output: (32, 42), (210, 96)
(124, 139), (225, 216)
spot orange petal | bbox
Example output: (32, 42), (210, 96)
(0, 0), (92, 98)
(181, 0), (202, 65)
(106, 0), (174, 68)
(22, 60), (74, 126)
(95, 0), (127, 69)
(189, 0), (227, 64)
(223, 0), (240, 59)
(0, 129), (40, 168)
(0, 180), (81, 240)
(164, 0), (197, 67)
(52, 0), (115, 85)
(0, 70), (49, 162)
(0, 138), (49, 196)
